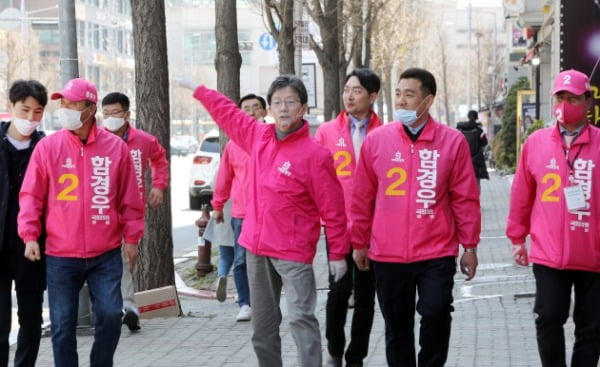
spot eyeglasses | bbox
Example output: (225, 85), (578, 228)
(102, 109), (126, 117)
(270, 99), (301, 109)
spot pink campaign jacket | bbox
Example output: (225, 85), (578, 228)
(507, 123), (600, 272)
(211, 141), (249, 219)
(18, 123), (145, 258)
(121, 126), (169, 204)
(350, 117), (481, 263)
(314, 110), (382, 226)
(194, 86), (350, 263)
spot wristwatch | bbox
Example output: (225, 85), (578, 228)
(464, 248), (477, 254)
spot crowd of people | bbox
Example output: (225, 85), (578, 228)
(0, 66), (598, 367)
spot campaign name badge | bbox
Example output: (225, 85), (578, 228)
(564, 185), (586, 212)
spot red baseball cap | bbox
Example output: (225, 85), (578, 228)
(51, 78), (98, 104)
(552, 69), (591, 96)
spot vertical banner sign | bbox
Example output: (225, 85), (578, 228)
(302, 63), (317, 108)
(560, 1), (600, 126)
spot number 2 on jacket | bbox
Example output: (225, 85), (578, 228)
(57, 173), (79, 201)
(334, 150), (352, 176)
(385, 167), (407, 196)
(541, 173), (561, 202)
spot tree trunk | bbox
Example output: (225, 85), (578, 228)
(215, 0), (242, 150)
(130, 0), (175, 291)
(215, 0), (242, 101)
(278, 0), (295, 74)
(308, 0), (340, 120)
(263, 0), (295, 74)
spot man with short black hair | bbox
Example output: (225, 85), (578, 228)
(101, 92), (169, 332)
(456, 110), (489, 189)
(315, 68), (382, 367)
(351, 68), (481, 366)
(0, 79), (48, 367)
(211, 93), (267, 322)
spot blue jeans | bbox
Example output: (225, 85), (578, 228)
(217, 217), (250, 307)
(46, 248), (123, 367)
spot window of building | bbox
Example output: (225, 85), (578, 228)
(184, 29), (252, 66)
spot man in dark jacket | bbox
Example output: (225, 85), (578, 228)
(457, 110), (489, 189)
(0, 80), (47, 367)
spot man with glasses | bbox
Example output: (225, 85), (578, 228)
(211, 94), (267, 322)
(179, 75), (349, 367)
(101, 92), (169, 332)
(18, 78), (145, 366)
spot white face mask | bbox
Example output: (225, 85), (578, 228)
(57, 108), (84, 131)
(103, 116), (125, 131)
(12, 118), (40, 136)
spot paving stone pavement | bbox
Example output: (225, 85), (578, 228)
(10, 171), (582, 366)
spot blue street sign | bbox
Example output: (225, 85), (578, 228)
(258, 33), (277, 51)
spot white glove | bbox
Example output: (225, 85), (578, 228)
(173, 74), (199, 91)
(329, 259), (348, 282)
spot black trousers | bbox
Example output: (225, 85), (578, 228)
(325, 253), (376, 364)
(0, 245), (44, 367)
(533, 264), (600, 367)
(0, 275), (44, 367)
(373, 257), (456, 367)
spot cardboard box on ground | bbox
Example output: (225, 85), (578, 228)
(134, 286), (180, 319)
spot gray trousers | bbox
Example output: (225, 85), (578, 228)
(121, 247), (138, 312)
(246, 251), (322, 367)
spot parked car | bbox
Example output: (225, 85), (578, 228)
(171, 136), (190, 156)
(188, 133), (220, 210)
(171, 135), (199, 156)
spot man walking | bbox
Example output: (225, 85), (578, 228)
(18, 78), (144, 366)
(211, 93), (267, 322)
(315, 68), (382, 367)
(456, 110), (489, 189)
(102, 92), (169, 332)
(351, 68), (481, 367)
(507, 69), (600, 367)
(0, 80), (48, 367)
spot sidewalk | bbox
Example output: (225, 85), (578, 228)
(10, 171), (576, 366)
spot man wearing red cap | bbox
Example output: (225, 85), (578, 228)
(507, 69), (600, 366)
(17, 77), (145, 366)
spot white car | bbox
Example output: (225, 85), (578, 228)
(188, 133), (221, 210)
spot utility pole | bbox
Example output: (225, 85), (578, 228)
(466, 0), (472, 110)
(59, 0), (78, 83)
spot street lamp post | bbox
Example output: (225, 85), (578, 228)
(532, 56), (541, 120)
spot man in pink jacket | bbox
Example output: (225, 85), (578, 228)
(507, 69), (600, 366)
(211, 93), (267, 322)
(17, 78), (145, 366)
(178, 75), (350, 367)
(315, 68), (382, 367)
(102, 92), (169, 332)
(351, 68), (480, 367)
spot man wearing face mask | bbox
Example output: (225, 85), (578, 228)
(0, 80), (47, 367)
(17, 78), (145, 366)
(351, 68), (481, 367)
(101, 92), (169, 332)
(507, 69), (600, 366)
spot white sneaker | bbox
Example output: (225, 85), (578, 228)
(236, 305), (251, 322)
(216, 276), (227, 302)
